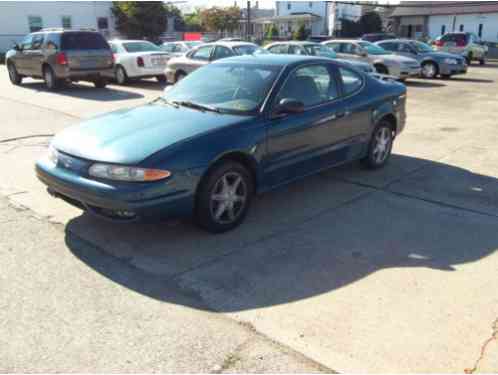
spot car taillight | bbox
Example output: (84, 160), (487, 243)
(56, 52), (68, 65)
(435, 40), (444, 47)
(137, 56), (144, 67)
(456, 39), (466, 47)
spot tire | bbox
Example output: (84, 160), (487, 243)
(465, 53), (472, 66)
(195, 161), (254, 233)
(7, 61), (22, 85)
(374, 64), (389, 75)
(115, 65), (128, 85)
(175, 71), (186, 83)
(421, 61), (438, 79)
(479, 57), (486, 66)
(441, 74), (451, 80)
(156, 75), (167, 84)
(362, 121), (394, 170)
(43, 65), (59, 91)
(93, 77), (108, 88)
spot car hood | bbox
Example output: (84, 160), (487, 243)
(52, 103), (249, 165)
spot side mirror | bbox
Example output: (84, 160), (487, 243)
(274, 98), (305, 116)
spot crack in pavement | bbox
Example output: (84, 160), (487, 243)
(465, 318), (498, 374)
(0, 95), (82, 120)
(0, 134), (54, 144)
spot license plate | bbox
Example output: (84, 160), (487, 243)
(152, 58), (166, 66)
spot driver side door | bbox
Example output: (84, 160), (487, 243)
(15, 34), (33, 74)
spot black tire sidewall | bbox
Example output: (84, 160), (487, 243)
(7, 62), (21, 84)
(363, 122), (394, 169)
(422, 61), (437, 79)
(195, 161), (254, 233)
(115, 66), (127, 85)
(94, 78), (107, 88)
(43, 66), (58, 90)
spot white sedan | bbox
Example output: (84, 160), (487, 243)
(109, 40), (170, 84)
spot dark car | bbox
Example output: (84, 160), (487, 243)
(376, 39), (467, 79)
(361, 33), (397, 43)
(6, 28), (114, 90)
(36, 55), (406, 233)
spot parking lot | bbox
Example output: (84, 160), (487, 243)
(1, 62), (497, 372)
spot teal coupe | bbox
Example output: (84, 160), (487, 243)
(36, 54), (407, 233)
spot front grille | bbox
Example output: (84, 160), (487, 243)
(57, 152), (91, 174)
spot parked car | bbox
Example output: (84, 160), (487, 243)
(165, 41), (267, 83)
(376, 39), (467, 79)
(433, 32), (487, 65)
(160, 41), (203, 58)
(36, 54), (406, 233)
(323, 39), (421, 80)
(108, 40), (170, 84)
(265, 41), (375, 74)
(218, 37), (245, 42)
(6, 28), (113, 90)
(361, 33), (397, 43)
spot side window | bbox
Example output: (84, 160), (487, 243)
(326, 42), (341, 52)
(277, 65), (337, 108)
(45, 33), (59, 50)
(343, 43), (359, 54)
(289, 45), (305, 55)
(20, 34), (33, 50)
(191, 46), (213, 60)
(398, 43), (413, 53)
(268, 44), (287, 54)
(380, 42), (397, 51)
(110, 43), (118, 54)
(31, 34), (45, 50)
(340, 68), (363, 96)
(162, 44), (174, 52)
(212, 46), (234, 60)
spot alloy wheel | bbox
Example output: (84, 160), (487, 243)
(209, 172), (248, 225)
(422, 63), (436, 78)
(372, 127), (392, 165)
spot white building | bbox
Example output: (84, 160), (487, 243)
(391, 1), (498, 42)
(0, 1), (115, 53)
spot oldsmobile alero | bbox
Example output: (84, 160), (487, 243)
(36, 54), (407, 233)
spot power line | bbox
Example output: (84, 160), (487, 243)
(325, 1), (498, 8)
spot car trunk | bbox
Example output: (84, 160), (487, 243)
(125, 52), (170, 69)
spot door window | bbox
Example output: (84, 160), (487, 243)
(20, 34), (33, 50)
(398, 43), (414, 53)
(342, 43), (359, 55)
(191, 45), (213, 60)
(339, 67), (363, 96)
(276, 64), (337, 108)
(326, 42), (341, 52)
(380, 42), (397, 52)
(268, 44), (288, 54)
(212, 46), (234, 60)
(45, 33), (59, 50)
(289, 45), (305, 55)
(31, 34), (45, 50)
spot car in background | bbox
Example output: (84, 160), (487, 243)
(361, 33), (397, 42)
(433, 32), (487, 65)
(376, 39), (467, 79)
(36, 54), (406, 233)
(109, 40), (170, 84)
(265, 41), (374, 74)
(6, 28), (113, 90)
(323, 39), (421, 81)
(165, 41), (267, 83)
(218, 37), (245, 42)
(160, 41), (203, 58)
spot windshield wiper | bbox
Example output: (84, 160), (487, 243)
(171, 100), (221, 113)
(152, 97), (179, 108)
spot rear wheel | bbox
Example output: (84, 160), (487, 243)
(115, 65), (128, 85)
(195, 161), (254, 233)
(43, 66), (59, 91)
(7, 62), (22, 85)
(93, 77), (108, 88)
(362, 121), (394, 169)
(156, 75), (167, 84)
(421, 61), (438, 79)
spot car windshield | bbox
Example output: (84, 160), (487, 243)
(233, 45), (267, 55)
(358, 41), (390, 55)
(162, 63), (281, 115)
(304, 44), (337, 58)
(122, 41), (161, 53)
(61, 32), (109, 50)
(410, 41), (433, 53)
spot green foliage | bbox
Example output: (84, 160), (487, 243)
(265, 24), (279, 40)
(293, 22), (310, 41)
(183, 9), (204, 32)
(164, 4), (185, 32)
(199, 6), (241, 32)
(112, 1), (167, 41)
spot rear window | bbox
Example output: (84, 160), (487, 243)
(123, 41), (160, 52)
(441, 33), (468, 44)
(61, 32), (109, 50)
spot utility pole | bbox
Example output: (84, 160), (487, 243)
(247, 1), (251, 40)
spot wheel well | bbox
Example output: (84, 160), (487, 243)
(196, 152), (259, 196)
(379, 113), (397, 134)
(374, 63), (388, 73)
(175, 70), (186, 79)
(42, 62), (51, 74)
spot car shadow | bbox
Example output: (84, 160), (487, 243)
(404, 80), (446, 88)
(19, 81), (144, 101)
(114, 79), (167, 90)
(450, 77), (495, 83)
(64, 154), (498, 313)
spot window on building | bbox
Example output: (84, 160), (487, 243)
(441, 25), (446, 35)
(61, 16), (72, 29)
(97, 17), (109, 30)
(459, 24), (464, 32)
(28, 16), (43, 32)
(478, 24), (483, 38)
(309, 1), (313, 7)
(287, 3), (291, 10)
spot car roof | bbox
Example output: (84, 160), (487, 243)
(203, 41), (257, 48)
(324, 39), (360, 43)
(212, 54), (349, 68)
(267, 41), (318, 46)
(376, 39), (419, 43)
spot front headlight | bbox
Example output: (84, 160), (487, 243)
(47, 145), (59, 167)
(444, 58), (458, 65)
(89, 163), (171, 182)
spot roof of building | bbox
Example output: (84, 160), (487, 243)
(391, 1), (498, 17)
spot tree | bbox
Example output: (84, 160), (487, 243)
(164, 4), (185, 32)
(358, 12), (383, 34)
(293, 22), (310, 41)
(265, 24), (279, 40)
(199, 6), (241, 33)
(183, 9), (204, 32)
(112, 2), (167, 41)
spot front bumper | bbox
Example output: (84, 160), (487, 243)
(397, 66), (421, 80)
(36, 157), (196, 222)
(58, 67), (114, 81)
(439, 62), (468, 76)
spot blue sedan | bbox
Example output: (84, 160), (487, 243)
(36, 55), (407, 233)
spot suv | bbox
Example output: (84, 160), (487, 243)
(434, 32), (487, 65)
(6, 29), (114, 90)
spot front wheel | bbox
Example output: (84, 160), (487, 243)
(115, 66), (128, 85)
(362, 121), (394, 169)
(195, 161), (254, 233)
(7, 62), (22, 85)
(421, 61), (438, 79)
